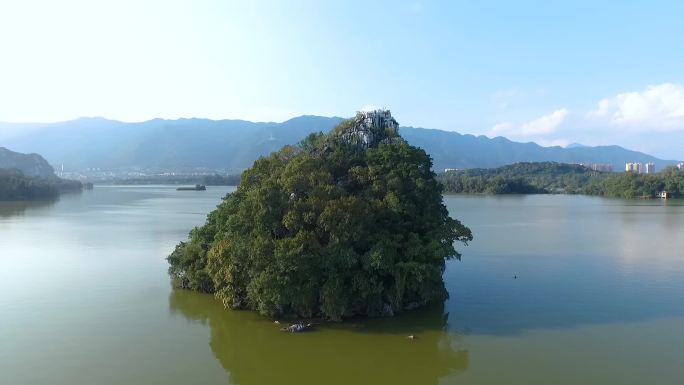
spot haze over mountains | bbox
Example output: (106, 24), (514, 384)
(0, 116), (679, 173)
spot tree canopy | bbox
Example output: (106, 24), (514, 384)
(168, 112), (472, 320)
(438, 162), (605, 194)
(0, 169), (65, 200)
(583, 166), (684, 198)
(0, 168), (83, 201)
(439, 162), (684, 198)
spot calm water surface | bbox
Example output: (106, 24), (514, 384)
(1, 187), (683, 384)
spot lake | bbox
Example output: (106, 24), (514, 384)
(1, 187), (683, 385)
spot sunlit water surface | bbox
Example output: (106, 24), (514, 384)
(1, 187), (683, 384)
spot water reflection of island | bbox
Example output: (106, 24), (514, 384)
(0, 199), (57, 218)
(169, 289), (468, 385)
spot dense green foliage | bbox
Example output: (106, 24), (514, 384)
(51, 177), (84, 193)
(0, 147), (82, 200)
(168, 117), (472, 320)
(439, 162), (684, 198)
(0, 169), (60, 200)
(0, 169), (83, 201)
(585, 167), (684, 198)
(438, 162), (604, 194)
(199, 174), (241, 186)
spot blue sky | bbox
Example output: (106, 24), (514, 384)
(1, 0), (683, 158)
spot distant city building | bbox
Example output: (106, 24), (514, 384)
(444, 168), (459, 173)
(677, 162), (684, 170)
(644, 162), (655, 174)
(625, 162), (642, 173)
(625, 162), (656, 174)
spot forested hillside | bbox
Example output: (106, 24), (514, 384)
(439, 162), (684, 198)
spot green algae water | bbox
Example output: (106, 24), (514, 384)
(1, 187), (683, 385)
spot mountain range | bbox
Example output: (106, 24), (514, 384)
(0, 116), (680, 173)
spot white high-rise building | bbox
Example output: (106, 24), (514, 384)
(625, 162), (655, 174)
(644, 162), (655, 174)
(677, 163), (684, 171)
(625, 162), (642, 173)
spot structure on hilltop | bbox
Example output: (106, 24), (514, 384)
(340, 110), (400, 148)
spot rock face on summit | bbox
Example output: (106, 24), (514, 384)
(0, 147), (56, 178)
(338, 110), (400, 149)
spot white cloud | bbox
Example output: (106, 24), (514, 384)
(479, 83), (684, 158)
(537, 138), (571, 148)
(519, 108), (569, 136)
(491, 122), (514, 133)
(490, 109), (569, 140)
(589, 83), (684, 131)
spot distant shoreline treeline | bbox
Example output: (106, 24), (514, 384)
(94, 173), (241, 186)
(0, 169), (82, 201)
(437, 162), (684, 199)
(88, 163), (684, 199)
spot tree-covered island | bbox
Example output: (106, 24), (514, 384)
(0, 169), (61, 200)
(0, 169), (84, 201)
(168, 111), (472, 320)
(0, 147), (83, 201)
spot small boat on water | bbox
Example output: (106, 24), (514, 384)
(281, 322), (313, 333)
(177, 184), (207, 191)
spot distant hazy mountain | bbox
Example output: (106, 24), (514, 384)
(0, 116), (343, 172)
(0, 147), (56, 178)
(398, 128), (679, 171)
(0, 116), (679, 172)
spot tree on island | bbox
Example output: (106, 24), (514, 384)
(168, 110), (472, 320)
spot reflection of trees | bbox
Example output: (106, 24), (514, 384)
(0, 199), (57, 218)
(169, 289), (468, 385)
